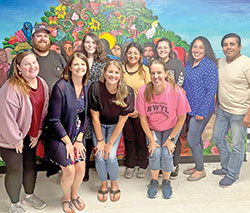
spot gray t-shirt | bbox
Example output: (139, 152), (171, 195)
(36, 50), (66, 92)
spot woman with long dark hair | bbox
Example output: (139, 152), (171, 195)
(183, 36), (218, 181)
(46, 52), (90, 212)
(123, 42), (150, 179)
(155, 38), (185, 179)
(80, 32), (107, 181)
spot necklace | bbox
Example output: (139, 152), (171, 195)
(124, 64), (142, 75)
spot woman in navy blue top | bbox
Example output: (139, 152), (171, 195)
(45, 52), (90, 212)
(183, 36), (218, 181)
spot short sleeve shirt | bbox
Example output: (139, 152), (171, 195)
(88, 81), (134, 124)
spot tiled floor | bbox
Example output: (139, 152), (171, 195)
(1, 148), (250, 213)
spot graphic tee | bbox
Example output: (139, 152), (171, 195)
(136, 82), (190, 131)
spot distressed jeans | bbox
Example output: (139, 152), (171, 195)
(148, 128), (180, 172)
(93, 124), (122, 182)
(213, 107), (247, 181)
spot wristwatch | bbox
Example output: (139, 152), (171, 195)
(168, 136), (175, 142)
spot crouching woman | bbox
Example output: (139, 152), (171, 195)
(136, 59), (190, 199)
(89, 60), (134, 202)
(45, 52), (90, 213)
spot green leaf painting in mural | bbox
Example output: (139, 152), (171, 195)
(41, 16), (49, 23)
(50, 6), (56, 13)
(44, 11), (55, 17)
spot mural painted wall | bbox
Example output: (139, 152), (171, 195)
(0, 0), (249, 165)
(1, 0), (250, 58)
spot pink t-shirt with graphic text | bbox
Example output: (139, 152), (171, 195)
(136, 82), (191, 131)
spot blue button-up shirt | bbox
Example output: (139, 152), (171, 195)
(183, 57), (218, 117)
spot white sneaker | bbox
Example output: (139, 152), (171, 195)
(136, 167), (147, 178)
(9, 203), (25, 213)
(22, 194), (46, 210)
(124, 167), (135, 179)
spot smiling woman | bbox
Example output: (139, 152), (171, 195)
(0, 51), (49, 212)
(183, 36), (218, 181)
(136, 59), (190, 199)
(88, 60), (134, 202)
(45, 51), (90, 212)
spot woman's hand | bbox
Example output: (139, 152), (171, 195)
(74, 142), (86, 159)
(129, 110), (139, 118)
(163, 140), (176, 155)
(195, 115), (204, 120)
(65, 143), (74, 160)
(95, 140), (105, 159)
(148, 141), (160, 156)
(29, 136), (39, 148)
(104, 143), (113, 159)
(15, 143), (24, 154)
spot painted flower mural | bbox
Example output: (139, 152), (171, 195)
(1, 0), (244, 163)
(2, 0), (189, 56)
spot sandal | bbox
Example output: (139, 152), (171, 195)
(110, 189), (121, 202)
(62, 201), (75, 213)
(72, 196), (86, 211)
(97, 189), (108, 202)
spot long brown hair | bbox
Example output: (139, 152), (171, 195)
(62, 51), (90, 85)
(100, 60), (128, 107)
(145, 59), (176, 103)
(9, 51), (36, 96)
(81, 32), (106, 62)
(124, 42), (146, 80)
(156, 38), (173, 59)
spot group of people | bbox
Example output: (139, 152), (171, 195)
(0, 22), (250, 213)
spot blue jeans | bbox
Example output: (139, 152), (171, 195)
(148, 128), (180, 172)
(213, 107), (247, 181)
(92, 124), (122, 182)
(187, 111), (214, 171)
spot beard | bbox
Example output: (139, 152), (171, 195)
(33, 40), (51, 52)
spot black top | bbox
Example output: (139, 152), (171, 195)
(166, 58), (185, 86)
(88, 81), (134, 124)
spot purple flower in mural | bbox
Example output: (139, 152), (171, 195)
(204, 139), (211, 149)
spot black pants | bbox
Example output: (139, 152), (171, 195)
(0, 135), (37, 203)
(173, 138), (181, 166)
(123, 117), (148, 169)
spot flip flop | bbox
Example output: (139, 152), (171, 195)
(71, 196), (86, 211)
(62, 201), (75, 213)
(97, 189), (108, 202)
(110, 189), (121, 202)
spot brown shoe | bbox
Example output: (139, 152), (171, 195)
(183, 168), (195, 175)
(187, 171), (206, 181)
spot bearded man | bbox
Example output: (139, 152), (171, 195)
(31, 23), (66, 91)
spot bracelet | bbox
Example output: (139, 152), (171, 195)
(97, 138), (104, 142)
(75, 140), (82, 143)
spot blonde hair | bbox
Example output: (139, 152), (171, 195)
(100, 60), (128, 107)
(9, 51), (36, 96)
(145, 59), (176, 103)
